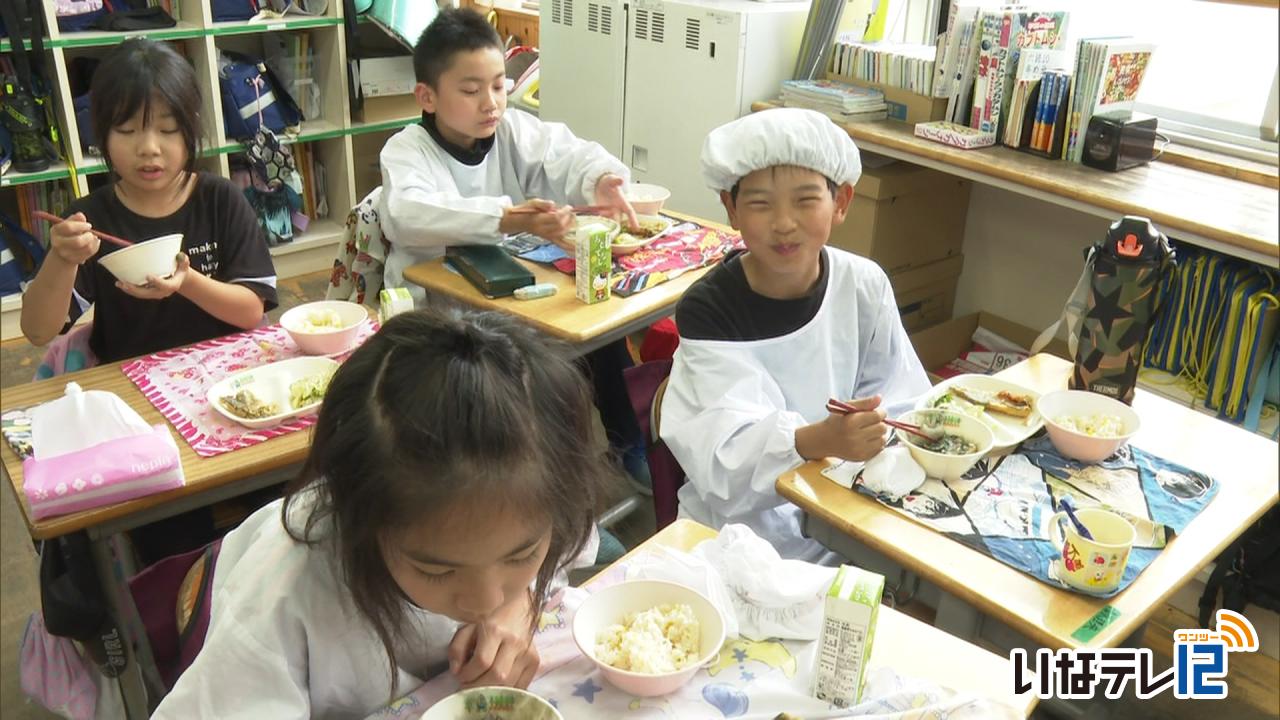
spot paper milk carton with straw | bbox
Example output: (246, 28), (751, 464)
(575, 222), (612, 304)
(811, 565), (884, 707)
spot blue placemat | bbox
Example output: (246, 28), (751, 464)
(854, 435), (1217, 598)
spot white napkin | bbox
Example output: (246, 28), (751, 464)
(859, 445), (927, 500)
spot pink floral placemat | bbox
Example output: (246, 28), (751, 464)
(121, 322), (378, 458)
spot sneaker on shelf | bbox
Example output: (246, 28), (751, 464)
(622, 445), (652, 496)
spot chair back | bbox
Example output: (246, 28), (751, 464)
(623, 358), (685, 529)
(325, 186), (387, 306)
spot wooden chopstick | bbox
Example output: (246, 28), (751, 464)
(34, 210), (133, 248)
(825, 398), (935, 442)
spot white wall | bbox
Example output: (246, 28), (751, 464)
(954, 184), (1111, 335)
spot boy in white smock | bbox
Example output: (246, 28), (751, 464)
(660, 109), (931, 561)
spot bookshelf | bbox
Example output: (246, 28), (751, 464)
(0, 2), (425, 340)
(753, 101), (1279, 267)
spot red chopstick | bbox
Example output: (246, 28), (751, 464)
(34, 210), (133, 248)
(825, 398), (935, 442)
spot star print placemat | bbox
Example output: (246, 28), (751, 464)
(365, 555), (1022, 720)
(835, 435), (1217, 598)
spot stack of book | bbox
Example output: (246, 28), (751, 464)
(1001, 48), (1067, 149)
(830, 38), (937, 96)
(12, 181), (73, 248)
(291, 144), (330, 230)
(1021, 69), (1071, 154)
(1063, 37), (1155, 162)
(780, 79), (888, 124)
(969, 9), (1069, 138)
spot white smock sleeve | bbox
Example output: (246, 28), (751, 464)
(378, 129), (509, 250)
(152, 612), (311, 719)
(853, 271), (932, 417)
(659, 342), (808, 520)
(504, 110), (629, 206)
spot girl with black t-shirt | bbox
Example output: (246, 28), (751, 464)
(20, 38), (278, 363)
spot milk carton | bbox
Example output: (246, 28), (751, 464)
(378, 287), (414, 325)
(575, 223), (612, 304)
(811, 565), (884, 708)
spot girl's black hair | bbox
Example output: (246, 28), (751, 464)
(90, 38), (202, 176)
(281, 308), (616, 692)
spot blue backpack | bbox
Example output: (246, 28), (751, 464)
(0, 212), (48, 297)
(218, 52), (303, 140)
(211, 0), (259, 22)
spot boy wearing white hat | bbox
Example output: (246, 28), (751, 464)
(659, 108), (931, 561)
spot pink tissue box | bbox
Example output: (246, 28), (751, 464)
(22, 425), (184, 520)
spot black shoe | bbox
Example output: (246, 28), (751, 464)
(1, 91), (51, 173)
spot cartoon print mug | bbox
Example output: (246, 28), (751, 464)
(1048, 507), (1135, 593)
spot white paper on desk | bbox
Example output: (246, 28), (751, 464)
(691, 524), (838, 641)
(31, 382), (154, 459)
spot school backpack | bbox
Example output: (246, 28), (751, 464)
(54, 0), (107, 32)
(218, 51), (303, 140)
(0, 0), (61, 173)
(212, 0), (259, 22)
(1199, 506), (1280, 626)
(0, 211), (47, 296)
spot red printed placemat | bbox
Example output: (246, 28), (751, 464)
(550, 220), (744, 296)
(121, 322), (378, 458)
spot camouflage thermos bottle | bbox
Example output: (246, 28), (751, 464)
(1071, 216), (1175, 404)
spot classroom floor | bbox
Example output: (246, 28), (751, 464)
(0, 271), (1275, 719)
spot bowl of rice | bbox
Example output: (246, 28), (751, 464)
(572, 579), (726, 697)
(1036, 390), (1141, 463)
(280, 300), (368, 356)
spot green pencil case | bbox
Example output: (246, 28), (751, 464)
(445, 245), (536, 298)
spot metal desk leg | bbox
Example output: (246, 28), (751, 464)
(934, 591), (984, 641)
(89, 534), (165, 719)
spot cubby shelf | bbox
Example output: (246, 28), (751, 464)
(1, 2), (412, 340)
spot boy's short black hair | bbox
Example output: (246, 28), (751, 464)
(413, 7), (504, 87)
(729, 176), (839, 204)
(91, 38), (202, 175)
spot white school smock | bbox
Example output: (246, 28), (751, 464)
(659, 248), (931, 562)
(378, 109), (628, 305)
(153, 494), (598, 719)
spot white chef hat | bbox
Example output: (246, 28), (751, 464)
(700, 108), (862, 193)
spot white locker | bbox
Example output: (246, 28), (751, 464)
(540, 0), (629, 157)
(622, 0), (809, 219)
(539, 0), (810, 219)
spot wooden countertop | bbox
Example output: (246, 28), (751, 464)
(402, 212), (729, 345)
(753, 102), (1279, 264)
(776, 354), (1279, 650)
(598, 519), (1037, 716)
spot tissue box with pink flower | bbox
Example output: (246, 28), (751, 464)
(22, 383), (184, 520)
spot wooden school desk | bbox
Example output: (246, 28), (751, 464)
(401, 211), (727, 356)
(1, 360), (318, 718)
(606, 519), (1038, 717)
(777, 354), (1279, 653)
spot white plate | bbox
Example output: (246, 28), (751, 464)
(206, 356), (340, 430)
(915, 373), (1044, 452)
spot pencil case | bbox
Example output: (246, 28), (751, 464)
(445, 245), (535, 298)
